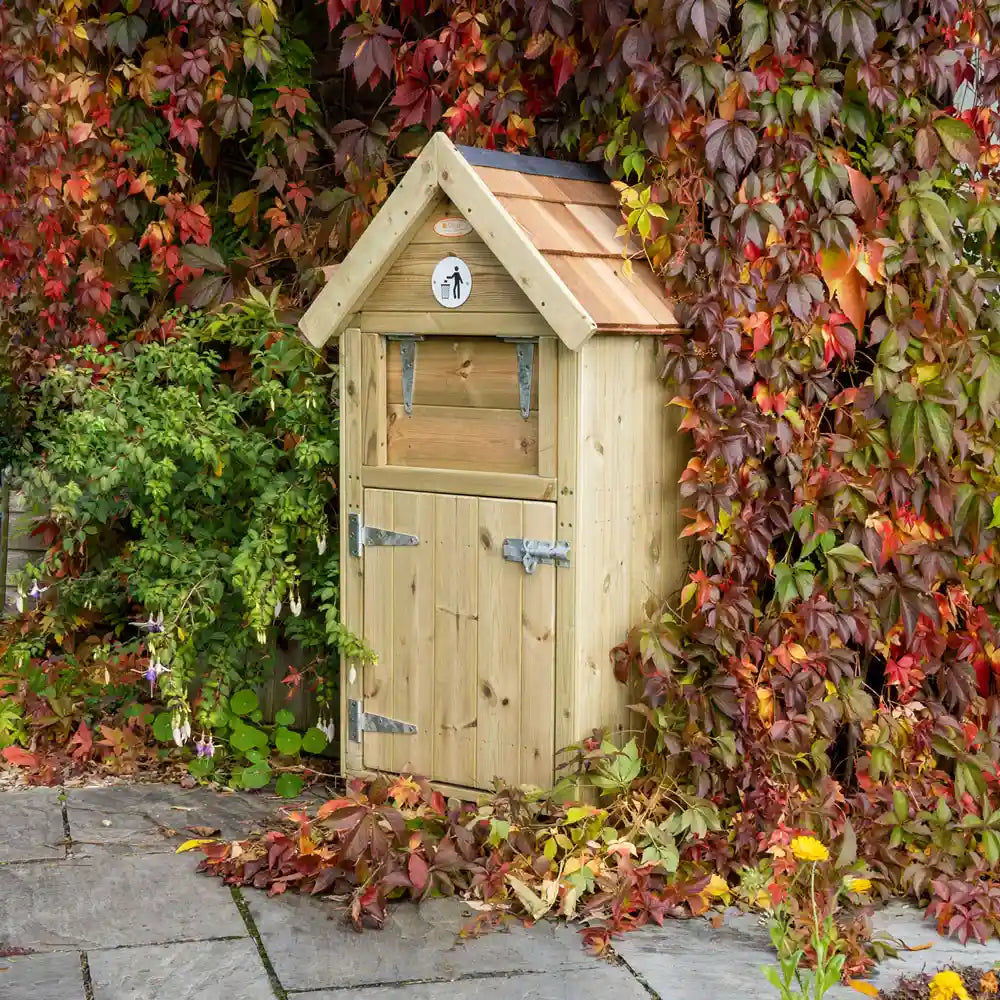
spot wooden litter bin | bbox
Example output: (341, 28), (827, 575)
(300, 133), (686, 791)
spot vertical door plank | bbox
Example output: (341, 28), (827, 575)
(361, 488), (395, 771)
(340, 328), (365, 773)
(433, 494), (479, 786)
(476, 498), (523, 787)
(389, 490), (436, 775)
(519, 501), (557, 787)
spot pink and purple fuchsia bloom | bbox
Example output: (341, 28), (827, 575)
(194, 733), (215, 759)
(141, 659), (170, 695)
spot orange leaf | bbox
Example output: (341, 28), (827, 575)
(315, 798), (355, 820)
(818, 245), (868, 333)
(847, 981), (880, 997)
(846, 167), (877, 222)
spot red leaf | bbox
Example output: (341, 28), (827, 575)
(408, 852), (429, 893)
(2, 747), (38, 768)
(69, 720), (94, 761)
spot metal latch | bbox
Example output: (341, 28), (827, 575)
(386, 335), (423, 415)
(348, 512), (419, 558)
(501, 338), (535, 419)
(502, 538), (570, 574)
(348, 699), (418, 743)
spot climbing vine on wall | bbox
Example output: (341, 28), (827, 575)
(5, 0), (1000, 950)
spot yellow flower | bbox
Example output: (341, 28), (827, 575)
(929, 970), (970, 1000)
(847, 877), (872, 893)
(790, 835), (830, 863)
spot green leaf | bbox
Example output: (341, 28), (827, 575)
(180, 244), (225, 272)
(741, 1), (769, 57)
(274, 773), (304, 798)
(274, 728), (302, 756)
(152, 712), (174, 743)
(889, 399), (916, 462)
(301, 727), (328, 754)
(922, 402), (952, 462)
(933, 116), (980, 167)
(774, 563), (798, 607)
(230, 689), (259, 717)
(187, 757), (215, 778)
(979, 357), (1000, 420)
(230, 724), (267, 753)
(240, 763), (271, 790)
(893, 789), (908, 824)
(106, 12), (147, 56)
(916, 192), (954, 249)
(274, 709), (295, 726)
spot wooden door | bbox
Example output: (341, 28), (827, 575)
(361, 488), (556, 788)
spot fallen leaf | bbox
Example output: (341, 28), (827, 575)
(185, 826), (221, 837)
(847, 981), (879, 997)
(1, 747), (38, 768)
(176, 838), (217, 853)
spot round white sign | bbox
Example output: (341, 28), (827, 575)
(431, 256), (472, 308)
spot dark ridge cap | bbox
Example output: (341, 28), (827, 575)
(455, 144), (608, 183)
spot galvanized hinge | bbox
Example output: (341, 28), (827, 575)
(502, 537), (571, 574)
(348, 512), (419, 558)
(501, 338), (535, 419)
(386, 335), (423, 415)
(347, 699), (418, 744)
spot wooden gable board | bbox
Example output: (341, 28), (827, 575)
(299, 133), (598, 351)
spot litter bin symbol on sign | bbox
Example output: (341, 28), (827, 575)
(431, 256), (472, 308)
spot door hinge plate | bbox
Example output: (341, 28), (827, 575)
(348, 699), (418, 743)
(349, 512), (419, 557)
(501, 338), (536, 419)
(386, 335), (423, 415)
(502, 538), (570, 574)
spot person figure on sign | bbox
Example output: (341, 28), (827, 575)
(450, 265), (464, 300)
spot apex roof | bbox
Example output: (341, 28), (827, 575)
(299, 133), (677, 351)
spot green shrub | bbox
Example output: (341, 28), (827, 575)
(6, 290), (362, 750)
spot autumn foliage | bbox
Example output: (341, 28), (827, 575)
(5, 0), (1000, 957)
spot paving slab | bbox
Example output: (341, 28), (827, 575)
(0, 853), (246, 950)
(64, 783), (294, 856)
(614, 904), (1000, 1000)
(243, 891), (595, 992)
(0, 951), (85, 999)
(292, 965), (651, 999)
(87, 938), (274, 1000)
(0, 789), (66, 862)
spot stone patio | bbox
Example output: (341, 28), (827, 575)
(2, 784), (999, 999)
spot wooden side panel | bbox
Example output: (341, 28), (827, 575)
(569, 336), (687, 745)
(519, 501), (557, 786)
(361, 487), (395, 770)
(554, 345), (580, 757)
(340, 329), (365, 773)
(386, 404), (538, 474)
(361, 333), (387, 466)
(386, 338), (536, 410)
(433, 494), (479, 785)
(476, 498), (524, 787)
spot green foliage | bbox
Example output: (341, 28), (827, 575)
(6, 291), (361, 756)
